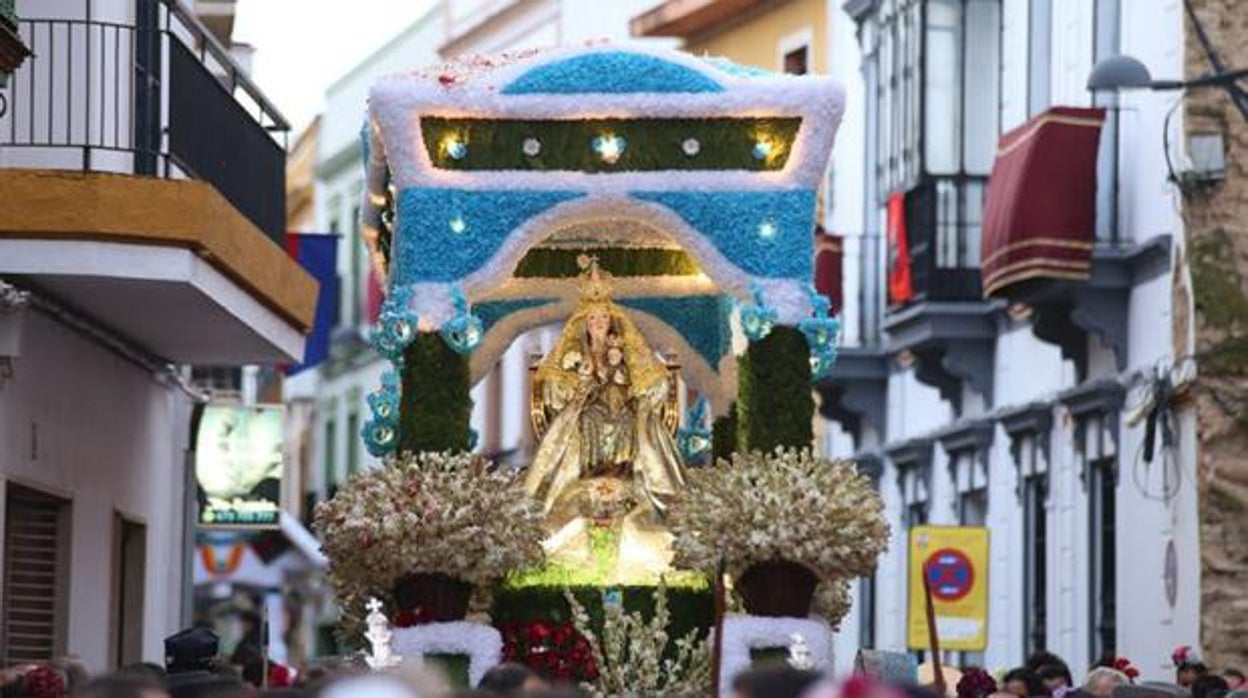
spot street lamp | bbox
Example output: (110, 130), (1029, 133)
(1088, 53), (1248, 123)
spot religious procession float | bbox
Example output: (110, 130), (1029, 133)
(311, 42), (891, 697)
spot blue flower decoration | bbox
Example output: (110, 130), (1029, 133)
(362, 370), (402, 457)
(739, 281), (777, 342)
(439, 286), (484, 354)
(799, 285), (840, 379)
(676, 397), (713, 465)
(370, 286), (418, 364)
(362, 419), (398, 457)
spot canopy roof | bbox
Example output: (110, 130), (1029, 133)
(359, 42), (846, 411)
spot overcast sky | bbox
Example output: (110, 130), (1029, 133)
(234, 0), (436, 135)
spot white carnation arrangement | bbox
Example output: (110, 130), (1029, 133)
(313, 451), (546, 630)
(669, 448), (890, 608)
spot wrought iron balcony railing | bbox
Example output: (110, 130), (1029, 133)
(0, 0), (290, 243)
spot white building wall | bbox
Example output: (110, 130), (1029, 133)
(833, 0), (1198, 681)
(0, 310), (190, 672)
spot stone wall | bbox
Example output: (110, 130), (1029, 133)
(1183, 0), (1248, 671)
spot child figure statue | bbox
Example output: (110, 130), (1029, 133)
(363, 598), (404, 670)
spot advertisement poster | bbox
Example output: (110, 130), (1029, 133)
(195, 404), (284, 529)
(907, 525), (989, 651)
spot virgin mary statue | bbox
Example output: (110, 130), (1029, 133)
(524, 257), (686, 581)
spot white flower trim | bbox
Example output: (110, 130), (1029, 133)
(361, 42), (844, 327)
(718, 614), (834, 698)
(368, 42), (844, 192)
(392, 621), (502, 687)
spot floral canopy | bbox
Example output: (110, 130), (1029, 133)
(359, 43), (846, 414)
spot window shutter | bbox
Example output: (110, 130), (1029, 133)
(2, 485), (69, 665)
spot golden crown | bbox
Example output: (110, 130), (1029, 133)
(576, 254), (614, 304)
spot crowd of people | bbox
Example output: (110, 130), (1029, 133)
(1, 629), (1244, 698)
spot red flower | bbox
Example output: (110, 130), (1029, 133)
(1125, 668), (1140, 680)
(1113, 658), (1130, 671)
(527, 622), (552, 644)
(551, 624), (573, 646)
(268, 664), (296, 688)
(393, 611), (417, 628)
(20, 667), (65, 698)
(438, 74), (456, 86)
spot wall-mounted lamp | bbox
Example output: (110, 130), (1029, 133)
(1088, 53), (1248, 122)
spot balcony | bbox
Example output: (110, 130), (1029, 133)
(0, 1), (315, 364)
(0, 1), (287, 241)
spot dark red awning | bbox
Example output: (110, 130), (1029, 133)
(981, 106), (1105, 298)
(814, 227), (844, 312)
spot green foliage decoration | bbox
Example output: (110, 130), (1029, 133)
(514, 246), (701, 278)
(422, 116), (801, 172)
(399, 332), (474, 453)
(712, 403), (738, 461)
(737, 326), (814, 452)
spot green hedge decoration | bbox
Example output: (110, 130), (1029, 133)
(492, 583), (715, 653)
(515, 246), (701, 278)
(736, 327), (814, 452)
(422, 116), (801, 173)
(712, 404), (738, 462)
(399, 332), (474, 453)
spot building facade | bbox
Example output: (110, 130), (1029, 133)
(814, 0), (1199, 680)
(284, 6), (445, 509)
(1181, 0), (1248, 672)
(0, 0), (312, 671)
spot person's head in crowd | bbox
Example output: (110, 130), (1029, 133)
(1223, 671), (1244, 691)
(51, 659), (87, 698)
(20, 665), (67, 698)
(164, 628), (221, 676)
(1179, 664), (1210, 689)
(1037, 664), (1074, 695)
(1083, 668), (1130, 698)
(476, 663), (546, 697)
(957, 668), (1000, 698)
(731, 665), (822, 698)
(1002, 668), (1043, 698)
(165, 673), (244, 698)
(1028, 654), (1070, 676)
(77, 674), (169, 698)
(314, 675), (421, 698)
(1191, 675), (1230, 698)
(120, 666), (167, 686)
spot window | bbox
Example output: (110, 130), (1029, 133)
(350, 204), (362, 327)
(868, 0), (923, 197)
(323, 414), (337, 492)
(1027, 0), (1052, 116)
(111, 515), (146, 668)
(1089, 455), (1116, 663)
(924, 0), (1001, 177)
(1076, 406), (1118, 665)
(2, 485), (71, 665)
(859, 575), (877, 649)
(783, 46), (809, 75)
(899, 461), (931, 528)
(1022, 459), (1049, 656)
(346, 410), (360, 476)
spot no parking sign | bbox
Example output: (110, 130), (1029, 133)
(907, 526), (989, 651)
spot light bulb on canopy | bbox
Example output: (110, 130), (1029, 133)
(593, 134), (626, 164)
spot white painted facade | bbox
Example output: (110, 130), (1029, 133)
(823, 0), (1198, 683)
(0, 309), (193, 672)
(1, 0), (305, 671)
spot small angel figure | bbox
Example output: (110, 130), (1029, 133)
(363, 598), (404, 670)
(788, 633), (814, 671)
